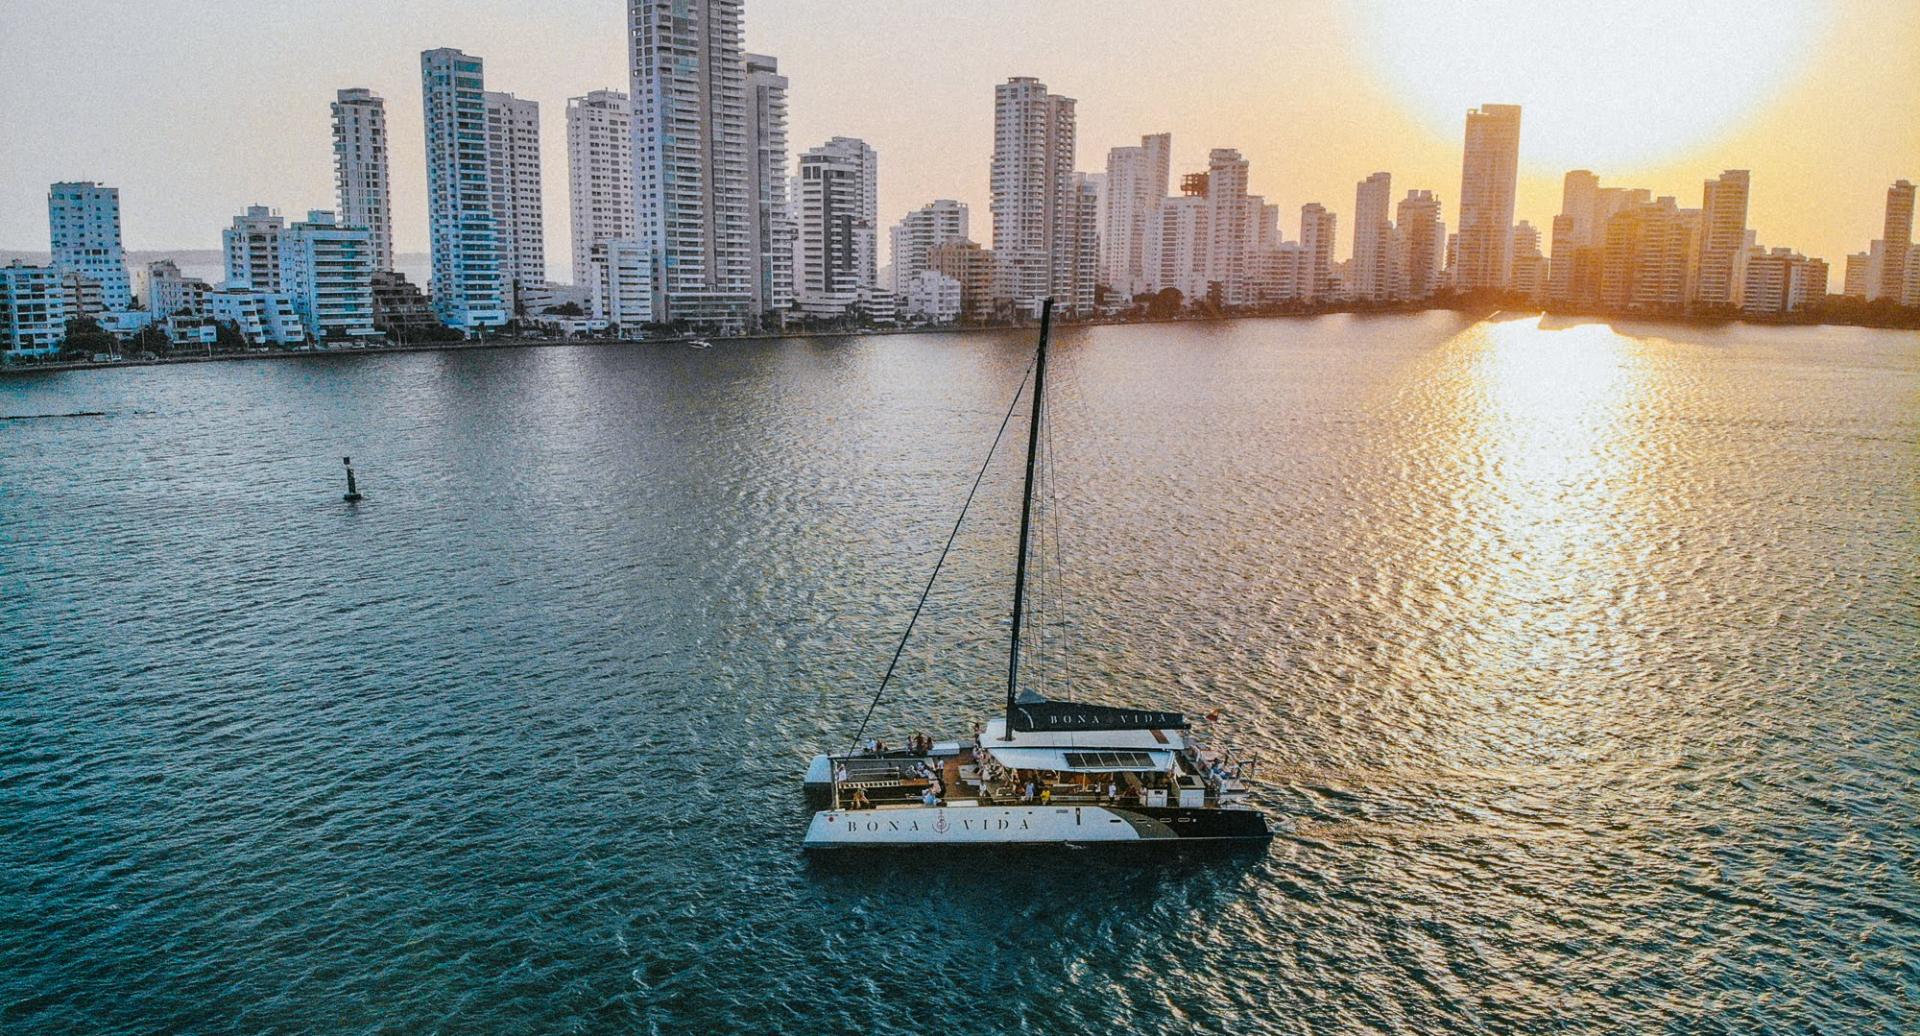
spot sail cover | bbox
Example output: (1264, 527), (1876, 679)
(1009, 694), (1189, 732)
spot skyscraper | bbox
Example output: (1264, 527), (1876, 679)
(1455, 104), (1522, 292)
(991, 77), (1090, 315)
(629, 0), (752, 330)
(1880, 179), (1915, 303)
(1393, 190), (1445, 299)
(332, 89), (394, 273)
(1351, 172), (1393, 301)
(1101, 133), (1171, 300)
(889, 200), (969, 295)
(484, 91), (545, 310)
(1201, 149), (1251, 305)
(47, 181), (131, 311)
(796, 137), (878, 317)
(420, 48), (508, 330)
(566, 90), (635, 288)
(745, 54), (793, 321)
(1299, 203), (1337, 300)
(280, 210), (377, 341)
(1696, 169), (1751, 307)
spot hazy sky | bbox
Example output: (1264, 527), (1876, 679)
(2, 0), (1915, 280)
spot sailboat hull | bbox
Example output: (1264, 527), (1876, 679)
(802, 803), (1269, 849)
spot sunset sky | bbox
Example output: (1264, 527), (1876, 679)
(2, 0), (1915, 278)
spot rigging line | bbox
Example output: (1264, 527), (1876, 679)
(1043, 365), (1069, 700)
(847, 361), (1036, 755)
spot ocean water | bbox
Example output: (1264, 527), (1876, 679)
(2, 313), (1916, 1034)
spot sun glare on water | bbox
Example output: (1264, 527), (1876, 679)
(1346, 0), (1832, 170)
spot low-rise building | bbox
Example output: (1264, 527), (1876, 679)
(138, 259), (212, 320)
(928, 239), (995, 322)
(206, 288), (304, 346)
(1, 261), (69, 358)
(370, 271), (439, 336)
(904, 270), (962, 324)
(1741, 248), (1828, 315)
(589, 240), (655, 331)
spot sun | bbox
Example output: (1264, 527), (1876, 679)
(1344, 0), (1832, 172)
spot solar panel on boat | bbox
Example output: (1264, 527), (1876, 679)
(1061, 750), (1157, 769)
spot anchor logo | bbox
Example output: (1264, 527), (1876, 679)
(933, 814), (949, 833)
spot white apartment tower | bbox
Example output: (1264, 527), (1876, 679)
(47, 182), (132, 311)
(1203, 149), (1251, 305)
(1299, 203), (1338, 300)
(566, 90), (636, 288)
(280, 210), (378, 340)
(629, 0), (753, 330)
(331, 89), (394, 272)
(420, 48), (509, 330)
(484, 91), (545, 310)
(745, 54), (794, 320)
(223, 205), (286, 291)
(1455, 104), (1522, 292)
(890, 200), (969, 295)
(796, 137), (878, 317)
(1696, 169), (1750, 307)
(1101, 133), (1171, 299)
(991, 77), (1091, 314)
(1352, 172), (1393, 301)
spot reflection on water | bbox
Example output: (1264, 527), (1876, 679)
(2, 314), (1915, 1034)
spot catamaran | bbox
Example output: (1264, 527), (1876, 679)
(801, 299), (1271, 849)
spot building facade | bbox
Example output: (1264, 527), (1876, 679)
(1880, 180), (1915, 303)
(48, 181), (132, 311)
(484, 90), (545, 311)
(280, 210), (378, 340)
(1, 262), (68, 358)
(223, 205), (286, 291)
(421, 47), (509, 331)
(629, 0), (752, 329)
(1299, 203), (1337, 301)
(991, 77), (1092, 315)
(332, 88), (395, 272)
(745, 54), (794, 321)
(1101, 132), (1171, 300)
(889, 200), (969, 295)
(567, 90), (636, 288)
(1351, 172), (1393, 301)
(588, 239), (656, 329)
(1454, 104), (1522, 292)
(1393, 190), (1446, 299)
(796, 137), (878, 318)
(1695, 169), (1751, 307)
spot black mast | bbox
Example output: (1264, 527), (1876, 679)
(1003, 298), (1053, 740)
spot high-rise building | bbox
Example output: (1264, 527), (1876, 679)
(1101, 132), (1171, 300)
(420, 47), (509, 331)
(1601, 196), (1704, 310)
(1393, 190), (1445, 299)
(280, 210), (378, 340)
(1510, 220), (1546, 299)
(991, 77), (1091, 315)
(223, 206), (286, 291)
(1742, 248), (1827, 315)
(796, 137), (878, 317)
(1150, 192), (1210, 301)
(566, 90), (635, 288)
(1352, 172), (1393, 301)
(47, 181), (132, 311)
(1, 262), (69, 358)
(889, 200), (969, 294)
(139, 259), (211, 320)
(745, 54), (793, 320)
(1299, 203), (1337, 300)
(1696, 169), (1751, 307)
(1202, 149), (1251, 306)
(484, 90), (545, 310)
(1842, 251), (1872, 299)
(629, 0), (752, 330)
(331, 89), (394, 272)
(1455, 104), (1522, 292)
(1880, 179), (1915, 303)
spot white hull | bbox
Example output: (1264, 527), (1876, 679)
(803, 802), (1267, 848)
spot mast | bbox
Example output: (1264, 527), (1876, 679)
(1003, 298), (1053, 739)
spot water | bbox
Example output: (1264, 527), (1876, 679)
(3, 313), (1916, 1034)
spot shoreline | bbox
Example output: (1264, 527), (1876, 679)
(4, 305), (1914, 377)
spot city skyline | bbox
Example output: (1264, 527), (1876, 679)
(2, 1), (1915, 278)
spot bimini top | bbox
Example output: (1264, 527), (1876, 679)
(1008, 691), (1188, 733)
(988, 746), (1176, 773)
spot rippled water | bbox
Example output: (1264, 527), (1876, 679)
(3, 313), (1917, 1034)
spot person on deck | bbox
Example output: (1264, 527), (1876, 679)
(848, 788), (871, 810)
